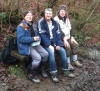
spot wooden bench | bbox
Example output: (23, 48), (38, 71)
(10, 50), (26, 61)
(10, 46), (98, 62)
(10, 47), (88, 62)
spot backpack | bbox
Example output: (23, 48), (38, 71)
(0, 37), (18, 64)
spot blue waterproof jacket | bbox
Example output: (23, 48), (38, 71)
(16, 20), (38, 55)
(38, 17), (63, 48)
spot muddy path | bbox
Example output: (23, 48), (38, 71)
(0, 50), (100, 91)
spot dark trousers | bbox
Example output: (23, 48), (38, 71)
(65, 39), (79, 57)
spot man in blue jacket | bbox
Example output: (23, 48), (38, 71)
(16, 11), (48, 83)
(38, 8), (75, 83)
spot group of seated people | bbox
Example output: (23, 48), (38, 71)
(16, 5), (82, 83)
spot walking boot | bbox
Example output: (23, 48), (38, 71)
(63, 70), (75, 78)
(68, 63), (74, 71)
(74, 61), (82, 67)
(51, 73), (59, 83)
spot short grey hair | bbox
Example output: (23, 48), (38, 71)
(45, 8), (52, 14)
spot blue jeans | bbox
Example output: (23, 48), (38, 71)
(46, 47), (68, 74)
(67, 54), (78, 63)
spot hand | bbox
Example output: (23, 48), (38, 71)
(63, 39), (70, 48)
(34, 36), (39, 41)
(71, 37), (78, 45)
(56, 46), (61, 50)
(63, 37), (70, 48)
(49, 45), (54, 52)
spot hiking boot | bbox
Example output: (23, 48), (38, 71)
(74, 61), (82, 67)
(63, 70), (75, 78)
(28, 73), (40, 83)
(51, 73), (59, 83)
(68, 63), (74, 71)
(41, 70), (48, 78)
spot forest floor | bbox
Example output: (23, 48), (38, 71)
(0, 46), (100, 91)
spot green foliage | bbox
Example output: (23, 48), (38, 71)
(9, 65), (24, 77)
(71, 10), (86, 31)
(24, 0), (30, 4)
(37, 3), (40, 12)
(7, 9), (22, 25)
(72, 17), (84, 46)
(0, 9), (22, 25)
(70, 11), (80, 20)
(85, 36), (91, 41)
(0, 12), (7, 24)
(76, 31), (83, 46)
(70, 1), (100, 45)
(94, 24), (100, 33)
(43, 3), (49, 8)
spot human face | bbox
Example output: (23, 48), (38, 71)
(59, 9), (66, 18)
(24, 13), (33, 22)
(45, 11), (52, 21)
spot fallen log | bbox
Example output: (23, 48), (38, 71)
(10, 47), (90, 62)
(10, 44), (100, 62)
(10, 50), (26, 61)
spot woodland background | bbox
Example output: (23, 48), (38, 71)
(0, 0), (100, 91)
(0, 0), (100, 48)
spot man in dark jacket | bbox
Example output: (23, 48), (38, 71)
(16, 11), (48, 83)
(38, 8), (75, 83)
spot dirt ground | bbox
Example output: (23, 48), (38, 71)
(0, 53), (100, 91)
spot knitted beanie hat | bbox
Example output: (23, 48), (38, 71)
(24, 11), (32, 17)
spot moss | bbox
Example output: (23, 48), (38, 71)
(94, 24), (100, 33)
(0, 12), (7, 24)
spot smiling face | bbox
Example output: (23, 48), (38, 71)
(24, 12), (33, 22)
(59, 9), (66, 18)
(45, 11), (52, 21)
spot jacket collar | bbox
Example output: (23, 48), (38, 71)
(58, 15), (66, 23)
(42, 17), (58, 33)
(21, 20), (34, 31)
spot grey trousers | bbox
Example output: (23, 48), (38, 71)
(30, 45), (48, 70)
